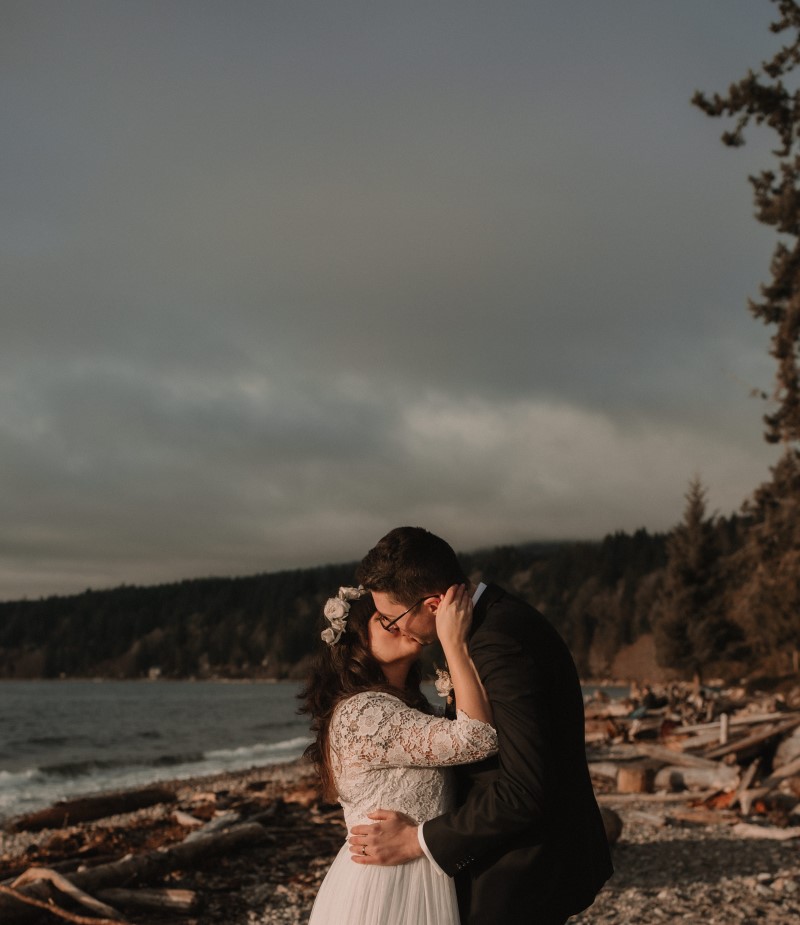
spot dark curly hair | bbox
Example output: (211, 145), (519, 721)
(298, 592), (431, 801)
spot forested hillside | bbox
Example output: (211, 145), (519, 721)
(0, 536), (665, 681)
(1, 498), (796, 682)
(0, 529), (714, 682)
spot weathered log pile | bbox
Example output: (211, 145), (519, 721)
(0, 761), (342, 924)
(585, 681), (800, 837)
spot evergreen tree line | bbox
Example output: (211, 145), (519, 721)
(0, 536), (651, 680)
(0, 513), (789, 682)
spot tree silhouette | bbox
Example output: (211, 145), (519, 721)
(654, 479), (743, 686)
(693, 0), (800, 677)
(733, 454), (800, 672)
(693, 0), (800, 448)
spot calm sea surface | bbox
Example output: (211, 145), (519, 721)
(0, 680), (310, 821)
(0, 680), (627, 821)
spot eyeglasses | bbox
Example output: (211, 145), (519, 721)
(377, 595), (438, 633)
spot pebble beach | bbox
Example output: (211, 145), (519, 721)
(574, 796), (800, 925)
(2, 758), (799, 924)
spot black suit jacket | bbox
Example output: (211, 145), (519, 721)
(423, 584), (613, 924)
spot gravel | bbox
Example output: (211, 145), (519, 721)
(571, 798), (800, 925)
(4, 770), (799, 924)
(245, 795), (800, 925)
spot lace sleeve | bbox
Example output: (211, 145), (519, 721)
(331, 691), (497, 769)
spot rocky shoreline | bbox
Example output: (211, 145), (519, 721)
(1, 758), (798, 924)
(575, 794), (799, 925)
(0, 759), (339, 924)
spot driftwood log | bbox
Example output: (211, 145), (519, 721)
(0, 821), (270, 922)
(587, 761), (621, 782)
(616, 763), (655, 794)
(653, 763), (739, 793)
(9, 786), (176, 832)
(0, 885), (124, 925)
(703, 716), (800, 761)
(597, 788), (721, 804)
(732, 821), (800, 840)
(96, 886), (198, 913)
(633, 743), (723, 770)
(735, 752), (800, 814)
(774, 727), (800, 767)
(2, 866), (124, 923)
(675, 710), (800, 736)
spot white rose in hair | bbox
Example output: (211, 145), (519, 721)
(321, 627), (339, 645)
(339, 585), (364, 601)
(324, 598), (348, 621)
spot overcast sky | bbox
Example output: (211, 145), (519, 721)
(1, 1), (788, 601)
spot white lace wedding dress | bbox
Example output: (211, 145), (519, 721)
(308, 690), (497, 925)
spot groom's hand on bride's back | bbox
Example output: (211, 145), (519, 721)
(349, 810), (422, 865)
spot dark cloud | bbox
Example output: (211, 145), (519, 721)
(0, 1), (783, 599)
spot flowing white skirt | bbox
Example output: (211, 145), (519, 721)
(307, 841), (459, 925)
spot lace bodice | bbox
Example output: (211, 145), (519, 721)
(329, 690), (498, 830)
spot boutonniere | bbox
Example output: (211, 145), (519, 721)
(434, 667), (453, 699)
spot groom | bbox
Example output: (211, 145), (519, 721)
(350, 527), (612, 925)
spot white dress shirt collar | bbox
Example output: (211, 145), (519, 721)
(472, 581), (487, 605)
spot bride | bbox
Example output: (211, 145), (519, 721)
(300, 584), (497, 925)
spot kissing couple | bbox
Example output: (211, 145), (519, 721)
(301, 527), (612, 925)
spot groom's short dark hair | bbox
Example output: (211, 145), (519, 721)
(356, 526), (468, 605)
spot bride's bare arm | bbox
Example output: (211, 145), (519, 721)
(436, 584), (493, 725)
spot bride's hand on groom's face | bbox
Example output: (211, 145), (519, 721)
(349, 810), (422, 866)
(436, 584), (472, 652)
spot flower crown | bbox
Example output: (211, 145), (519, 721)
(321, 585), (365, 646)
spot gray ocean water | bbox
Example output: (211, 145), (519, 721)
(0, 680), (310, 821)
(0, 680), (628, 821)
